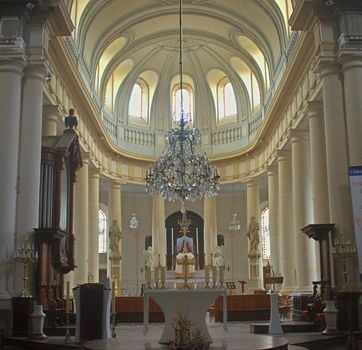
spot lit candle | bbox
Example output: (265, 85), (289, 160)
(196, 228), (199, 255)
(66, 281), (70, 314)
(174, 282), (176, 289)
(194, 283), (197, 289)
(112, 281), (116, 314)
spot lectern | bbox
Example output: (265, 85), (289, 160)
(73, 284), (111, 342)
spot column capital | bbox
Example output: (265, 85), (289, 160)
(89, 167), (101, 178)
(305, 101), (324, 118)
(266, 163), (277, 176)
(43, 104), (60, 118)
(314, 58), (341, 78)
(81, 151), (91, 165)
(110, 179), (123, 190)
(339, 54), (362, 72)
(0, 58), (27, 75)
(276, 149), (291, 161)
(288, 129), (308, 143)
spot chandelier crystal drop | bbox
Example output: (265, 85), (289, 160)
(146, 0), (220, 204)
(129, 212), (139, 230)
(229, 213), (241, 232)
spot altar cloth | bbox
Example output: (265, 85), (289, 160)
(143, 289), (227, 344)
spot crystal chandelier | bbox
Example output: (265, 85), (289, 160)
(146, 0), (220, 205)
(229, 184), (241, 231)
(129, 184), (139, 230)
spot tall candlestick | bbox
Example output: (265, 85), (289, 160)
(154, 266), (159, 287)
(196, 228), (199, 255)
(146, 267), (151, 285)
(157, 229), (160, 254)
(171, 228), (174, 255)
(161, 266), (166, 284)
(205, 265), (209, 282)
(219, 266), (224, 283)
(112, 281), (116, 314)
(212, 266), (217, 283)
(66, 281), (70, 313)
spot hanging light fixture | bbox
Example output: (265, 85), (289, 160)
(129, 184), (139, 230)
(229, 183), (241, 231)
(146, 0), (220, 206)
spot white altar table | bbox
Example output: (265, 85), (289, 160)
(143, 289), (227, 344)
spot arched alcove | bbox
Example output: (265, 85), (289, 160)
(165, 211), (204, 270)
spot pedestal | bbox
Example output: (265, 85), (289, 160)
(322, 300), (340, 335)
(29, 304), (47, 339)
(268, 293), (283, 335)
(73, 284), (111, 342)
(12, 297), (36, 337)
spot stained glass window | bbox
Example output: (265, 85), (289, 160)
(99, 209), (107, 253)
(261, 207), (270, 260)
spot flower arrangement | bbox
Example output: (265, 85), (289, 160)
(301, 293), (325, 323)
(170, 311), (209, 350)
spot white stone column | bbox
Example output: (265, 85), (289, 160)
(307, 102), (330, 284)
(319, 62), (356, 288)
(203, 196), (217, 265)
(342, 58), (362, 166)
(152, 194), (166, 266)
(277, 150), (295, 291)
(42, 105), (60, 137)
(73, 155), (89, 285)
(290, 130), (315, 292)
(0, 60), (26, 299)
(267, 165), (280, 274)
(15, 65), (47, 295)
(88, 168), (100, 283)
(246, 179), (262, 289)
(108, 180), (122, 294)
(16, 65), (46, 240)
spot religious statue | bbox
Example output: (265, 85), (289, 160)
(246, 216), (259, 256)
(143, 246), (154, 269)
(64, 108), (78, 129)
(213, 245), (225, 267)
(109, 219), (121, 254)
(175, 237), (195, 275)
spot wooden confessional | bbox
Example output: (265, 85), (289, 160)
(34, 128), (82, 325)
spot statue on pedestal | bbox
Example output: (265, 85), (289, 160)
(246, 216), (260, 257)
(214, 245), (225, 267)
(109, 219), (121, 255)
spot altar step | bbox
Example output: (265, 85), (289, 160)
(250, 321), (318, 334)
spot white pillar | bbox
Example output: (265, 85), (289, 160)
(42, 105), (60, 137)
(15, 65), (47, 295)
(0, 60), (26, 299)
(342, 58), (362, 166)
(108, 181), (122, 286)
(290, 130), (315, 292)
(16, 66), (46, 241)
(267, 165), (280, 274)
(277, 150), (295, 291)
(319, 62), (356, 288)
(307, 102), (330, 284)
(246, 179), (262, 288)
(204, 196), (217, 265)
(88, 168), (100, 283)
(152, 194), (165, 266)
(73, 155), (89, 285)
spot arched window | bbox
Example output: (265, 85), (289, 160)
(129, 83), (142, 118)
(173, 87), (192, 122)
(223, 82), (237, 118)
(99, 209), (107, 253)
(261, 207), (270, 260)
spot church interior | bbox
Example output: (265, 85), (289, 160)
(1, 0), (362, 349)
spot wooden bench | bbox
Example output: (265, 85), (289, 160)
(115, 296), (164, 323)
(214, 294), (271, 322)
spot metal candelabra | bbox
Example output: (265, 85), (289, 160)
(14, 241), (37, 298)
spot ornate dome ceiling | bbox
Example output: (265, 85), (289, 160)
(66, 0), (294, 157)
